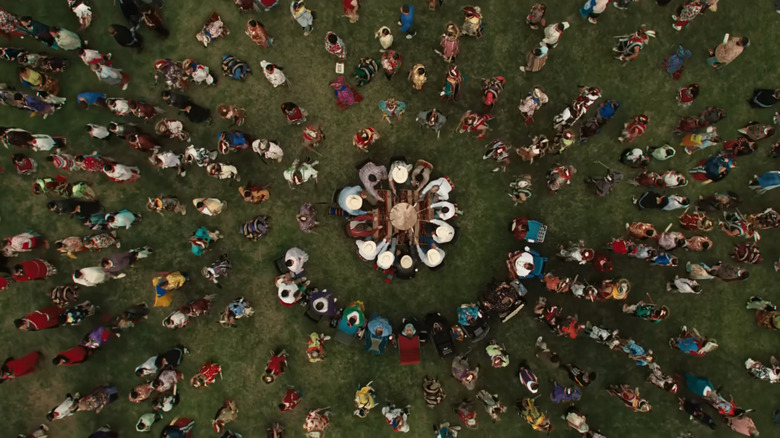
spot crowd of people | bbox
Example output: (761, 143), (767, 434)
(1, 1), (779, 438)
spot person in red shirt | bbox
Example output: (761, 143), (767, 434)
(52, 345), (93, 366)
(279, 387), (302, 411)
(14, 305), (63, 331)
(1, 351), (41, 382)
(12, 153), (37, 175)
(262, 350), (288, 384)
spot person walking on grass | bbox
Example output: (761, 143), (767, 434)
(108, 24), (143, 51)
(707, 33), (749, 69)
(580, 0), (610, 24)
(398, 4), (416, 39)
(291, 1), (314, 36)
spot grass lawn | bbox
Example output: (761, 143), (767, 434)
(2, 1), (780, 437)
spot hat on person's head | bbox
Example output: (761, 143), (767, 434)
(391, 164), (409, 184)
(377, 251), (395, 269)
(532, 88), (543, 99)
(426, 249), (443, 266)
(435, 226), (454, 241)
(400, 255), (413, 269)
(358, 240), (377, 258)
(561, 21), (570, 30)
(345, 194), (363, 211)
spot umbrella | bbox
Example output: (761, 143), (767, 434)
(684, 372), (715, 397)
(343, 302), (365, 328)
(310, 290), (336, 316)
(367, 315), (392, 337)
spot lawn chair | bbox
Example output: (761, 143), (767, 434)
(365, 314), (392, 355)
(335, 301), (365, 345)
(398, 317), (421, 365)
(456, 304), (490, 343)
(425, 312), (455, 358)
(511, 217), (547, 243)
(480, 280), (526, 323)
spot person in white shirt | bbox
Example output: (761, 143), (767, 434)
(375, 26), (393, 50)
(260, 60), (288, 88)
(276, 274), (303, 305)
(107, 98), (131, 116)
(86, 124), (110, 140)
(419, 177), (453, 201)
(416, 243), (445, 268)
(70, 1), (93, 29)
(430, 219), (455, 244)
(285, 247), (309, 274)
(431, 201), (458, 221)
(541, 22), (570, 48)
(388, 160), (412, 194)
(135, 355), (160, 377)
(46, 393), (79, 421)
(72, 266), (108, 287)
(356, 238), (390, 261)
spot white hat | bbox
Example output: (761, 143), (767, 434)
(426, 248), (442, 266)
(561, 21), (570, 30)
(391, 165), (409, 184)
(400, 255), (413, 269)
(358, 240), (376, 259)
(435, 226), (454, 242)
(377, 251), (395, 269)
(345, 194), (363, 211)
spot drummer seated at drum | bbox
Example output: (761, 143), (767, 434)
(338, 185), (369, 216)
(356, 238), (390, 262)
(411, 160), (433, 195)
(389, 160), (413, 194)
(418, 177), (453, 202)
(348, 215), (383, 238)
(420, 219), (455, 245)
(431, 201), (461, 220)
(415, 242), (446, 268)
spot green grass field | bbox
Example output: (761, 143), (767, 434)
(2, 1), (780, 437)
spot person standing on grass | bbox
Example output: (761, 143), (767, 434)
(262, 350), (288, 383)
(291, 1), (314, 36)
(246, 20), (273, 47)
(541, 22), (569, 48)
(343, 0), (359, 23)
(707, 34), (749, 69)
(90, 64), (130, 90)
(279, 387), (303, 411)
(375, 25), (393, 49)
(52, 345), (93, 366)
(0, 351), (41, 382)
(398, 4), (416, 39)
(580, 0), (610, 24)
(108, 24), (143, 51)
(749, 89), (780, 109)
(519, 46), (549, 72)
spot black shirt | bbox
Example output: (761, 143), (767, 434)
(111, 24), (138, 47)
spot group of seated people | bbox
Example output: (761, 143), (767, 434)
(334, 158), (460, 279)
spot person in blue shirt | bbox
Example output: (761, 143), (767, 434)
(77, 91), (107, 109)
(337, 185), (368, 216)
(398, 4), (416, 39)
